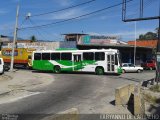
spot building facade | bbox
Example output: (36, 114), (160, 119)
(1, 34), (154, 65)
(128, 40), (157, 48)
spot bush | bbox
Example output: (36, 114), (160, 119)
(150, 85), (160, 92)
(143, 93), (157, 104)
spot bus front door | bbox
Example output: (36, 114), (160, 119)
(107, 54), (115, 72)
(73, 54), (82, 71)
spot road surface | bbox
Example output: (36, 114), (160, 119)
(0, 70), (155, 120)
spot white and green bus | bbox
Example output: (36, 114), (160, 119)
(32, 49), (122, 75)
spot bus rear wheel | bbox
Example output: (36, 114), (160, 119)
(54, 66), (61, 73)
(95, 67), (104, 75)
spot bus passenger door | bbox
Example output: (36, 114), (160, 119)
(107, 54), (115, 72)
(73, 54), (82, 71)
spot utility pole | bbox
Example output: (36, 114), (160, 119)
(134, 21), (137, 66)
(10, 5), (19, 71)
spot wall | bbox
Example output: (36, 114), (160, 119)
(6, 42), (60, 50)
(79, 35), (120, 45)
(59, 41), (76, 48)
(4, 41), (76, 50)
(128, 40), (157, 48)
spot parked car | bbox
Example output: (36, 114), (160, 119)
(0, 58), (4, 75)
(141, 60), (156, 70)
(122, 63), (143, 73)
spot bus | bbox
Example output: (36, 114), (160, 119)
(32, 49), (122, 75)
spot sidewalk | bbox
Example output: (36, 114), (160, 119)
(0, 69), (54, 104)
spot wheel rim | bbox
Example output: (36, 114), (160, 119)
(55, 66), (60, 73)
(96, 68), (103, 75)
(122, 70), (125, 73)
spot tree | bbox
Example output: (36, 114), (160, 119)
(31, 35), (36, 42)
(155, 27), (159, 34)
(145, 32), (157, 40)
(138, 32), (157, 40)
(139, 34), (145, 40)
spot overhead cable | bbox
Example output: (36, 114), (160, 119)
(20, 0), (134, 30)
(31, 0), (96, 17)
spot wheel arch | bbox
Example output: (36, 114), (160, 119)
(95, 66), (104, 71)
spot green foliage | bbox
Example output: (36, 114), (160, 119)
(152, 48), (157, 56)
(150, 85), (160, 92)
(31, 35), (36, 42)
(139, 32), (157, 40)
(139, 34), (145, 40)
(143, 93), (158, 104)
(155, 27), (159, 34)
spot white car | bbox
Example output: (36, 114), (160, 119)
(122, 63), (143, 73)
(0, 58), (4, 75)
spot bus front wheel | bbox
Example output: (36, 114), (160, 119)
(95, 67), (104, 75)
(54, 66), (61, 73)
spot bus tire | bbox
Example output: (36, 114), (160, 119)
(95, 67), (104, 75)
(25, 64), (30, 70)
(54, 66), (61, 73)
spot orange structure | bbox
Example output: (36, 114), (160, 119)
(128, 40), (158, 48)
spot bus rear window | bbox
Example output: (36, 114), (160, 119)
(34, 53), (41, 60)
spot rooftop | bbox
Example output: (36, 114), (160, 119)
(77, 43), (153, 49)
(62, 33), (88, 36)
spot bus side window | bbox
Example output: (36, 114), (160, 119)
(95, 52), (105, 61)
(42, 53), (50, 60)
(34, 53), (41, 60)
(61, 53), (72, 60)
(115, 54), (118, 65)
(83, 52), (94, 60)
(51, 53), (60, 60)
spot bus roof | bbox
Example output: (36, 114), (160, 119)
(33, 49), (119, 53)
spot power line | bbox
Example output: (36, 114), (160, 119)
(30, 0), (96, 17)
(18, 18), (27, 28)
(28, 19), (47, 40)
(20, 0), (134, 30)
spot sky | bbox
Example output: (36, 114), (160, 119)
(0, 0), (159, 41)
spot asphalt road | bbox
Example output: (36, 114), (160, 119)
(0, 70), (155, 120)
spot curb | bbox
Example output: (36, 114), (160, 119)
(0, 90), (11, 97)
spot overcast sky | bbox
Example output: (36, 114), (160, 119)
(0, 0), (159, 41)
